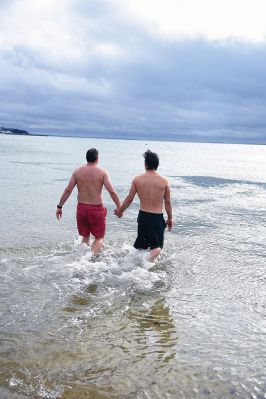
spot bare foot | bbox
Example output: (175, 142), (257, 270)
(148, 247), (161, 262)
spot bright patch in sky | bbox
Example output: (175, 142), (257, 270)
(113, 0), (266, 42)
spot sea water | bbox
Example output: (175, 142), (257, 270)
(0, 135), (265, 398)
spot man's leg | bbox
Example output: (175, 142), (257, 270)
(91, 237), (104, 254)
(90, 206), (106, 255)
(148, 247), (161, 262)
(147, 214), (165, 262)
(76, 204), (90, 246)
(82, 236), (89, 245)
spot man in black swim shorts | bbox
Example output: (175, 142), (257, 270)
(115, 150), (173, 261)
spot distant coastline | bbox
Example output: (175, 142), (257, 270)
(1, 126), (30, 135)
(0, 127), (264, 145)
(0, 127), (47, 136)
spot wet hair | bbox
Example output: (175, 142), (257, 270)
(143, 149), (159, 170)
(86, 148), (98, 163)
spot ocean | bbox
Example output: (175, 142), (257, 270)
(0, 134), (265, 399)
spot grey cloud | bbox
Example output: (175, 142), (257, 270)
(0, 2), (266, 143)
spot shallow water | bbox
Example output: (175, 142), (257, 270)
(0, 135), (265, 398)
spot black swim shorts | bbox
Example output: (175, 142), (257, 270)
(134, 210), (166, 250)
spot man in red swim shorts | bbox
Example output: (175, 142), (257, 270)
(56, 148), (120, 254)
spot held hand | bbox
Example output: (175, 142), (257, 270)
(56, 208), (62, 220)
(166, 219), (172, 232)
(114, 208), (123, 218)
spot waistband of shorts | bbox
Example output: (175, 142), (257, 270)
(139, 210), (163, 216)
(77, 202), (104, 208)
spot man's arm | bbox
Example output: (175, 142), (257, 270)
(164, 183), (173, 231)
(56, 173), (76, 220)
(103, 171), (120, 209)
(115, 178), (137, 217)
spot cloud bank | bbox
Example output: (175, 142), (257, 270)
(0, 0), (266, 143)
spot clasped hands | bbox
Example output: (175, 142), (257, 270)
(114, 207), (123, 218)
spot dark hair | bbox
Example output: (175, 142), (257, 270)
(143, 149), (159, 170)
(86, 148), (98, 163)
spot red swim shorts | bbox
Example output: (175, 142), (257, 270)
(76, 203), (107, 238)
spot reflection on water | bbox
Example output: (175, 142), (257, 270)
(128, 298), (177, 366)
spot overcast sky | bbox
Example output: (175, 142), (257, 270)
(0, 0), (266, 143)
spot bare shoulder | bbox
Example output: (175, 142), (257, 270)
(73, 165), (84, 176)
(99, 168), (111, 182)
(161, 175), (169, 185)
(133, 173), (144, 183)
(97, 166), (107, 175)
(91, 166), (106, 178)
(155, 173), (168, 185)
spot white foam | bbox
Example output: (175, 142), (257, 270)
(73, 236), (83, 247)
(51, 238), (166, 293)
(9, 377), (22, 387)
(119, 266), (162, 290)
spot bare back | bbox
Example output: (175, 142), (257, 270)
(135, 171), (168, 213)
(74, 164), (106, 205)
